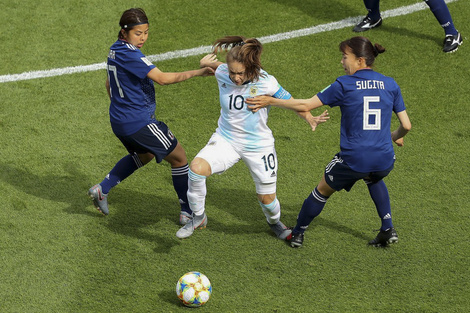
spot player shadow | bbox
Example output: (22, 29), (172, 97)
(0, 161), (280, 251)
(200, 185), (279, 237)
(313, 216), (372, 242)
(0, 162), (94, 216)
(0, 162), (373, 247)
(266, 0), (360, 21)
(0, 162), (183, 253)
(376, 24), (442, 47)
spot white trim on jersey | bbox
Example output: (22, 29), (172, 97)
(147, 123), (171, 150)
(126, 43), (137, 50)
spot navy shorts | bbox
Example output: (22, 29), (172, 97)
(116, 121), (178, 163)
(324, 154), (394, 192)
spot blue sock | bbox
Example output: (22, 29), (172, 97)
(171, 164), (192, 214)
(364, 0), (381, 21)
(100, 153), (142, 194)
(293, 187), (329, 234)
(367, 180), (393, 231)
(425, 0), (458, 35)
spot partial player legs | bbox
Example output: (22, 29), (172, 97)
(88, 152), (144, 215)
(176, 158), (211, 238)
(258, 195), (292, 240)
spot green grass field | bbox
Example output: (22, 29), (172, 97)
(1, 0), (469, 312)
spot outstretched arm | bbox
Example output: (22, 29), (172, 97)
(147, 65), (214, 86)
(246, 94), (324, 112)
(391, 110), (411, 146)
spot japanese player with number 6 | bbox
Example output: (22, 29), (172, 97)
(176, 36), (329, 239)
(246, 36), (411, 248)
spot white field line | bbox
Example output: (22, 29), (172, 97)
(0, 0), (458, 84)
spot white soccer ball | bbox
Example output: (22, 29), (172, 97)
(176, 271), (212, 307)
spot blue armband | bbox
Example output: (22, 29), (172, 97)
(273, 85), (292, 99)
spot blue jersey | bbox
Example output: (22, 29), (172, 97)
(317, 69), (406, 172)
(106, 39), (157, 136)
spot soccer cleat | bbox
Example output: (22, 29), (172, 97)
(286, 232), (304, 248)
(353, 16), (382, 33)
(87, 184), (109, 215)
(176, 213), (207, 239)
(179, 211), (192, 225)
(368, 227), (398, 247)
(268, 221), (292, 240)
(443, 32), (462, 53)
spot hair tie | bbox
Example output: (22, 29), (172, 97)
(373, 45), (379, 56)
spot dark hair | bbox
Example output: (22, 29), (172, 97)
(212, 36), (263, 82)
(118, 8), (149, 39)
(339, 36), (385, 67)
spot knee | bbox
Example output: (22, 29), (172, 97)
(257, 193), (276, 205)
(190, 158), (211, 176)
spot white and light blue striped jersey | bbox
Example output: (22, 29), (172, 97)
(214, 63), (291, 151)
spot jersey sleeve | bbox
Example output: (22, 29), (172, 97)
(119, 49), (156, 79)
(392, 82), (406, 113)
(215, 63), (228, 81)
(316, 80), (344, 107)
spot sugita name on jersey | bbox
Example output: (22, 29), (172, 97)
(356, 80), (385, 90)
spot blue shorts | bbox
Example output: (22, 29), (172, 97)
(116, 121), (178, 163)
(324, 154), (394, 192)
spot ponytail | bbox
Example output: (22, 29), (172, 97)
(212, 36), (264, 82)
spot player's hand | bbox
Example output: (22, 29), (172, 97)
(394, 137), (404, 146)
(200, 54), (218, 68)
(298, 110), (329, 131)
(200, 66), (215, 76)
(246, 95), (272, 112)
(391, 131), (405, 146)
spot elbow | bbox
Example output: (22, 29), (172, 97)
(404, 122), (412, 132)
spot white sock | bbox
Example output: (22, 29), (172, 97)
(259, 197), (281, 224)
(187, 169), (207, 216)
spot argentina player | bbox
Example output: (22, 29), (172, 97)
(176, 36), (329, 239)
(88, 8), (213, 221)
(247, 36), (412, 248)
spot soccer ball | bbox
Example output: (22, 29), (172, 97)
(176, 271), (212, 307)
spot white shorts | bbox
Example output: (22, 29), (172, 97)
(195, 133), (278, 194)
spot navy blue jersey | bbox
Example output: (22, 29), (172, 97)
(317, 69), (406, 172)
(106, 39), (157, 136)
